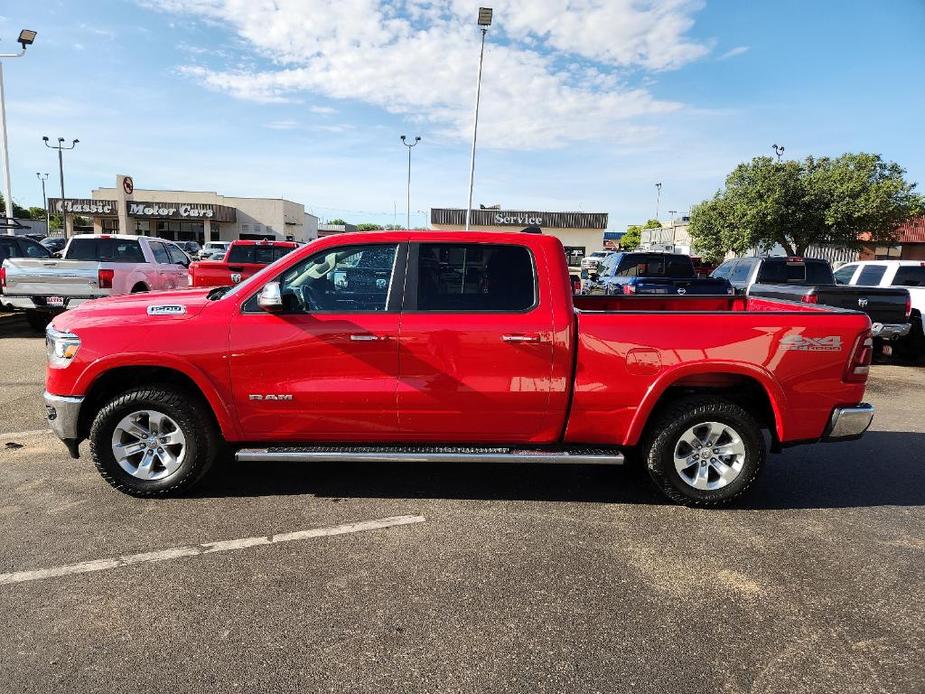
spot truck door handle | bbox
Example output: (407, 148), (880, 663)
(502, 334), (545, 343)
(350, 334), (389, 342)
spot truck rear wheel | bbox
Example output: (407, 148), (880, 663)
(89, 385), (218, 497)
(643, 396), (765, 507)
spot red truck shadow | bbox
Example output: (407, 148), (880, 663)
(193, 431), (925, 510)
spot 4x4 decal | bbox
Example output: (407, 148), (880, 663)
(780, 335), (842, 352)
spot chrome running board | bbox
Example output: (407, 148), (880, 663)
(235, 445), (624, 466)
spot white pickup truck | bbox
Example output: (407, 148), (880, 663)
(834, 259), (925, 358)
(0, 234), (191, 331)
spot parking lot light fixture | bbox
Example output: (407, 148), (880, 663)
(1, 29), (38, 232)
(401, 135), (421, 230)
(43, 136), (80, 239)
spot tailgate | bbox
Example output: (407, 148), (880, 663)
(2, 258), (104, 297)
(814, 286), (909, 323)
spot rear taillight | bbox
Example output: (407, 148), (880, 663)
(801, 291), (817, 304)
(622, 283), (636, 295)
(98, 268), (114, 289)
(0, 266), (5, 288)
(905, 293), (912, 320)
(845, 331), (873, 383)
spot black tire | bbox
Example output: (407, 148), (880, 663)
(643, 396), (766, 507)
(89, 385), (218, 497)
(25, 309), (51, 332)
(896, 314), (925, 363)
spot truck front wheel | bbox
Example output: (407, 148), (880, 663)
(89, 386), (218, 497)
(643, 396), (765, 507)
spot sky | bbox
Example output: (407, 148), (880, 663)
(0, 0), (923, 231)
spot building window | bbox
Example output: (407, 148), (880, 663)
(134, 219), (150, 234)
(241, 224), (250, 234)
(101, 218), (119, 232)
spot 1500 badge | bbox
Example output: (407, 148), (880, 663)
(780, 335), (842, 352)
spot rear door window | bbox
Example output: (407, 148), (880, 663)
(834, 264), (859, 284)
(731, 259), (756, 283)
(415, 243), (536, 311)
(151, 242), (172, 264)
(856, 265), (887, 286)
(0, 237), (17, 261)
(893, 266), (925, 287)
(167, 244), (189, 265)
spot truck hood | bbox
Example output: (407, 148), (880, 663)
(53, 289), (214, 331)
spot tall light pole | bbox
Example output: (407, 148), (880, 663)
(0, 29), (37, 233)
(36, 172), (49, 235)
(465, 7), (493, 231)
(43, 136), (79, 238)
(654, 182), (662, 221)
(772, 143), (785, 162)
(400, 135), (421, 230)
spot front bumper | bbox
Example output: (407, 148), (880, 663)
(871, 322), (911, 340)
(43, 391), (84, 458)
(823, 403), (874, 441)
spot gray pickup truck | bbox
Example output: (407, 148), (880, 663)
(712, 256), (911, 343)
(1, 234), (190, 330)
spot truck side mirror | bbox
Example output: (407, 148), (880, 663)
(257, 281), (284, 313)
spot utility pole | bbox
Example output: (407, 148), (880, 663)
(655, 182), (662, 221)
(36, 172), (49, 234)
(400, 135), (421, 230)
(43, 136), (79, 238)
(465, 7), (493, 231)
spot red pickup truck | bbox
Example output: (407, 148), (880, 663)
(188, 240), (298, 287)
(43, 230), (874, 506)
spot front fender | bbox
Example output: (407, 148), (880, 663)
(73, 352), (240, 440)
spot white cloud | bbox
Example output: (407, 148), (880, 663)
(264, 119), (299, 130)
(309, 105), (337, 115)
(718, 46), (749, 60)
(141, 0), (713, 149)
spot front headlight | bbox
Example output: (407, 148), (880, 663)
(46, 327), (80, 368)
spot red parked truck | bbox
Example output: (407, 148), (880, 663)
(43, 230), (875, 506)
(188, 239), (298, 288)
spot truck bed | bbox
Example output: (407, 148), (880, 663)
(567, 293), (871, 446)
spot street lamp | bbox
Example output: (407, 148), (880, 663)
(0, 29), (37, 233)
(36, 172), (49, 235)
(465, 7), (493, 231)
(655, 182), (662, 220)
(400, 135), (421, 230)
(43, 136), (79, 238)
(772, 143), (785, 162)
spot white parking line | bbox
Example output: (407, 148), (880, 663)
(0, 515), (425, 586)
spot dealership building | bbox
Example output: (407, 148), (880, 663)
(49, 175), (318, 244)
(430, 208), (608, 266)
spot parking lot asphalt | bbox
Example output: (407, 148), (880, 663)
(0, 310), (923, 693)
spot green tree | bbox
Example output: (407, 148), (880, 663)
(690, 153), (923, 258)
(356, 223), (383, 231)
(621, 219), (659, 250)
(621, 225), (642, 250)
(27, 206), (47, 220)
(327, 218), (347, 226)
(0, 193), (31, 218)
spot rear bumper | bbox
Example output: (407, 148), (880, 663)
(43, 391), (84, 458)
(3, 296), (91, 312)
(823, 403), (874, 441)
(871, 322), (911, 339)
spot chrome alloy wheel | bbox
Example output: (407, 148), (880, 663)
(673, 421), (746, 491)
(111, 410), (187, 481)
